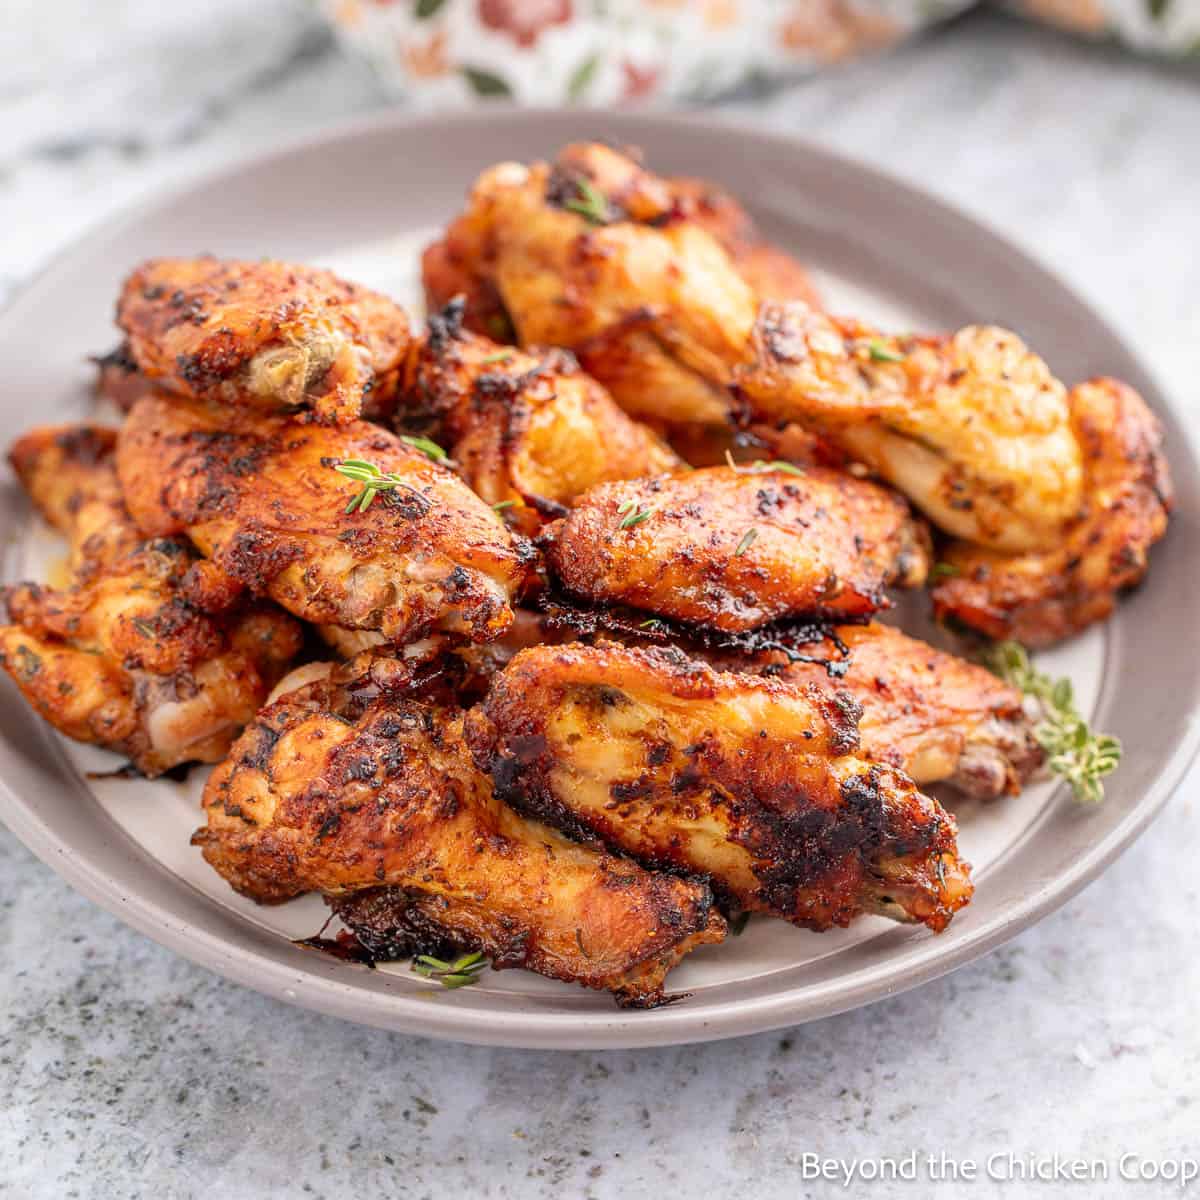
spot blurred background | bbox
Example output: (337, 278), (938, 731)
(3, 4), (1199, 1198)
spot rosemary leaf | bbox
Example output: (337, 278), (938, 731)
(565, 177), (611, 225)
(733, 528), (758, 557)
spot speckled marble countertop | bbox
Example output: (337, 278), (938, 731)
(2, 5), (1199, 1197)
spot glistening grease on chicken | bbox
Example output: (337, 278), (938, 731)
(117, 392), (532, 647)
(0, 425), (302, 775)
(468, 643), (973, 932)
(194, 653), (724, 1007)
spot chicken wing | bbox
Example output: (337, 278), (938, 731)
(543, 464), (930, 631)
(195, 653), (724, 1007)
(116, 257), (411, 424)
(421, 163), (821, 343)
(117, 392), (531, 646)
(1, 425), (302, 775)
(467, 643), (972, 932)
(399, 300), (680, 533)
(931, 379), (1173, 646)
(444, 142), (1087, 551)
(767, 623), (1042, 798)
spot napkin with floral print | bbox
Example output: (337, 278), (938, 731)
(318, 1), (1200, 108)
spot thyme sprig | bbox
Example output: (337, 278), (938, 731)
(723, 450), (805, 477)
(564, 177), (611, 225)
(983, 640), (1121, 804)
(399, 434), (450, 464)
(332, 458), (430, 514)
(866, 340), (906, 363)
(412, 951), (488, 990)
(617, 499), (655, 529)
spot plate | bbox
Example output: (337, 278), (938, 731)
(2, 109), (1198, 1050)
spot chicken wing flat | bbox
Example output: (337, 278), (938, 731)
(116, 257), (411, 424)
(931, 379), (1173, 646)
(444, 142), (1088, 552)
(195, 653), (724, 1006)
(421, 164), (821, 343)
(399, 300), (680, 533)
(1, 425), (302, 775)
(117, 392), (531, 646)
(467, 643), (972, 932)
(544, 464), (930, 631)
(769, 623), (1042, 799)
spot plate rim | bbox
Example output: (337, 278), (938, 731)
(2, 104), (1198, 1050)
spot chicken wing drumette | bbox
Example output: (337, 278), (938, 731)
(116, 257), (411, 424)
(117, 392), (532, 647)
(931, 379), (1173, 646)
(440, 142), (1089, 552)
(195, 652), (724, 1007)
(398, 300), (680, 533)
(467, 643), (973, 932)
(1, 425), (302, 775)
(544, 464), (929, 631)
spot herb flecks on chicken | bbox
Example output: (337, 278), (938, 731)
(0, 425), (302, 775)
(438, 142), (1089, 552)
(544, 465), (930, 631)
(468, 643), (973, 932)
(116, 393), (531, 647)
(399, 300), (680, 533)
(194, 653), (724, 1007)
(117, 257), (411, 424)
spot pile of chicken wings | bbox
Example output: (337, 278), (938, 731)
(1, 143), (1172, 1007)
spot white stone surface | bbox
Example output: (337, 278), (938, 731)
(1, 4), (1198, 1197)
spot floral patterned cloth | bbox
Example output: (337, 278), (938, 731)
(318, 0), (1200, 107)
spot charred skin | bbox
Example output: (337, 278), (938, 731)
(467, 643), (972, 932)
(399, 301), (680, 534)
(195, 655), (724, 1007)
(117, 392), (531, 647)
(443, 141), (1087, 551)
(931, 379), (1173, 646)
(544, 465), (930, 632)
(116, 257), (411, 424)
(770, 623), (1043, 799)
(1, 425), (302, 775)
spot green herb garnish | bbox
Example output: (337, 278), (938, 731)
(616, 499), (655, 530)
(723, 450), (805, 477)
(400, 435), (450, 464)
(332, 459), (430, 514)
(983, 640), (1121, 803)
(867, 340), (906, 363)
(412, 951), (488, 990)
(492, 499), (517, 511)
(929, 561), (961, 582)
(565, 177), (611, 225)
(480, 351), (513, 366)
(733, 528), (758, 557)
(639, 617), (664, 630)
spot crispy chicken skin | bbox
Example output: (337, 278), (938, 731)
(195, 654), (724, 1006)
(1, 425), (302, 775)
(772, 623), (1042, 799)
(116, 257), (411, 424)
(445, 143), (1086, 551)
(421, 165), (821, 343)
(399, 300), (680, 533)
(544, 465), (930, 631)
(117, 392), (530, 646)
(467, 643), (973, 932)
(931, 379), (1173, 646)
